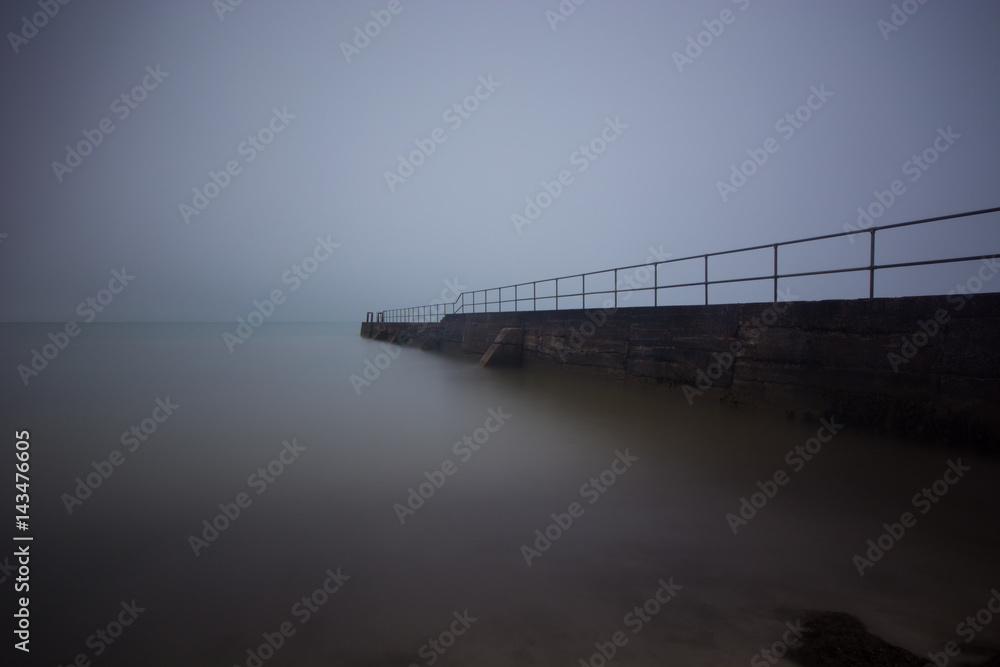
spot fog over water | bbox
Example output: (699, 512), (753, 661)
(2, 324), (997, 665)
(2, 1), (999, 665)
(1, 1), (999, 319)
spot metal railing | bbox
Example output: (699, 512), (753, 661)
(376, 207), (1000, 323)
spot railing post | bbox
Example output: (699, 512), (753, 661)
(654, 263), (658, 307)
(533, 282), (537, 311)
(704, 255), (709, 305)
(555, 279), (559, 310)
(869, 229), (876, 299)
(773, 243), (779, 303)
(582, 273), (586, 310)
(613, 269), (618, 309)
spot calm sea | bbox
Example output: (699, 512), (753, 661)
(1, 322), (997, 666)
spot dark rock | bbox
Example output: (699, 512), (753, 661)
(788, 612), (925, 667)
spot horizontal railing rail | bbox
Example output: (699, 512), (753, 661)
(375, 207), (1000, 323)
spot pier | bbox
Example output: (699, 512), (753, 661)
(362, 208), (1000, 446)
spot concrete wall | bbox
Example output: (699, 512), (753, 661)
(362, 294), (1000, 446)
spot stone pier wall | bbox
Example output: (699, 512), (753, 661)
(361, 294), (1000, 446)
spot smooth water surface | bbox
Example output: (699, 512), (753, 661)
(1, 323), (997, 666)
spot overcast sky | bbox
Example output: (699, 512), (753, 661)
(1, 0), (998, 322)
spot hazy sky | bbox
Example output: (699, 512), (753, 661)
(1, 0), (998, 321)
